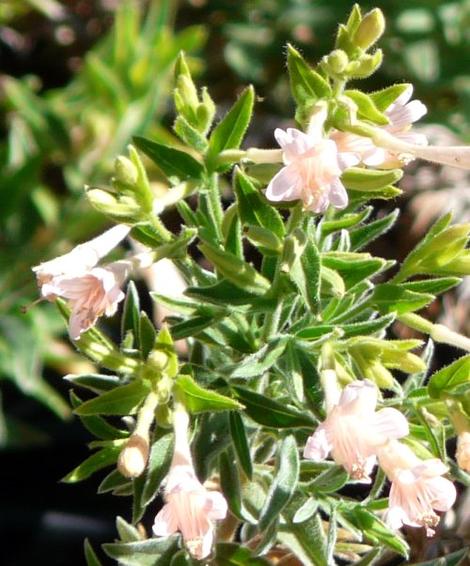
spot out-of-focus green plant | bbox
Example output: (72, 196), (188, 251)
(0, 0), (205, 444)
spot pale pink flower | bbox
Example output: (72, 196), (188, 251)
(33, 224), (130, 290)
(303, 380), (409, 482)
(266, 105), (359, 212)
(333, 85), (428, 168)
(153, 406), (227, 559)
(378, 440), (456, 536)
(41, 261), (129, 340)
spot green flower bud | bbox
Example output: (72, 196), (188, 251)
(114, 156), (138, 187)
(86, 188), (142, 222)
(353, 8), (385, 50)
(346, 49), (383, 78)
(323, 49), (349, 75)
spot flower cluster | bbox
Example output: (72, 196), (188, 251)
(265, 87), (428, 212)
(304, 378), (456, 536)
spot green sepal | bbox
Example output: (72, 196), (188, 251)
(345, 90), (389, 125)
(341, 167), (403, 191)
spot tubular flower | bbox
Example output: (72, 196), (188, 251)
(303, 380), (409, 482)
(266, 104), (359, 212)
(332, 85), (428, 168)
(153, 405), (227, 560)
(456, 431), (470, 473)
(41, 261), (129, 340)
(378, 440), (457, 536)
(32, 224), (130, 290)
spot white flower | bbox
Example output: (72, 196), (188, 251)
(33, 224), (130, 291)
(266, 104), (359, 212)
(153, 405), (227, 559)
(42, 261), (129, 339)
(378, 440), (457, 536)
(303, 380), (409, 482)
(333, 85), (428, 168)
(456, 431), (470, 472)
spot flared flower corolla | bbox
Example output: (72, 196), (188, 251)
(303, 380), (409, 482)
(333, 85), (428, 168)
(266, 106), (359, 212)
(41, 262), (128, 340)
(153, 406), (227, 559)
(378, 440), (456, 536)
(32, 224), (130, 290)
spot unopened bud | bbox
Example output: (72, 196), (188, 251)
(346, 49), (383, 78)
(431, 324), (470, 352)
(323, 49), (349, 74)
(353, 8), (385, 50)
(114, 156), (138, 186)
(86, 188), (141, 221)
(148, 349), (170, 372)
(117, 434), (149, 478)
(456, 432), (470, 472)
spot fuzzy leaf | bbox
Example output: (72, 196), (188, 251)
(176, 374), (243, 413)
(74, 380), (150, 416)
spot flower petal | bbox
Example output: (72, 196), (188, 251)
(426, 476), (457, 512)
(303, 426), (332, 461)
(265, 165), (300, 202)
(205, 491), (228, 520)
(338, 380), (377, 414)
(328, 178), (348, 209)
(370, 407), (410, 444)
(153, 503), (179, 537)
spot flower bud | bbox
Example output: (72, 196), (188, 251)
(346, 49), (383, 78)
(323, 49), (349, 74)
(353, 8), (385, 50)
(117, 434), (150, 478)
(456, 432), (470, 472)
(114, 156), (138, 187)
(86, 188), (141, 222)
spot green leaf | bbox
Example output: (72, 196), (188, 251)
(280, 493), (329, 566)
(229, 411), (253, 479)
(134, 136), (204, 181)
(322, 252), (388, 289)
(62, 445), (121, 483)
(287, 44), (331, 110)
(198, 242), (270, 295)
(222, 203), (243, 258)
(294, 235), (321, 312)
(103, 537), (179, 561)
(74, 380), (150, 416)
(65, 373), (121, 394)
(409, 549), (468, 566)
(341, 167), (403, 191)
(116, 516), (142, 542)
(186, 280), (275, 309)
(224, 336), (289, 379)
(428, 355), (470, 398)
(345, 90), (389, 125)
(213, 543), (271, 566)
(193, 412), (231, 479)
(121, 281), (140, 347)
(84, 539), (103, 566)
(350, 209), (399, 251)
(370, 83), (410, 111)
(140, 312), (157, 359)
(297, 313), (396, 340)
(293, 497), (319, 524)
(372, 283), (434, 315)
(170, 314), (222, 340)
(207, 86), (254, 172)
(232, 386), (314, 428)
(346, 506), (409, 557)
(233, 168), (285, 239)
(321, 209), (371, 236)
(176, 374), (243, 413)
(98, 469), (131, 494)
(70, 391), (128, 440)
(141, 431), (175, 507)
(258, 435), (299, 531)
(402, 277), (461, 295)
(219, 448), (255, 523)
(309, 465), (349, 494)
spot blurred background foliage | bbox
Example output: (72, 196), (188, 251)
(0, 0), (469, 563)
